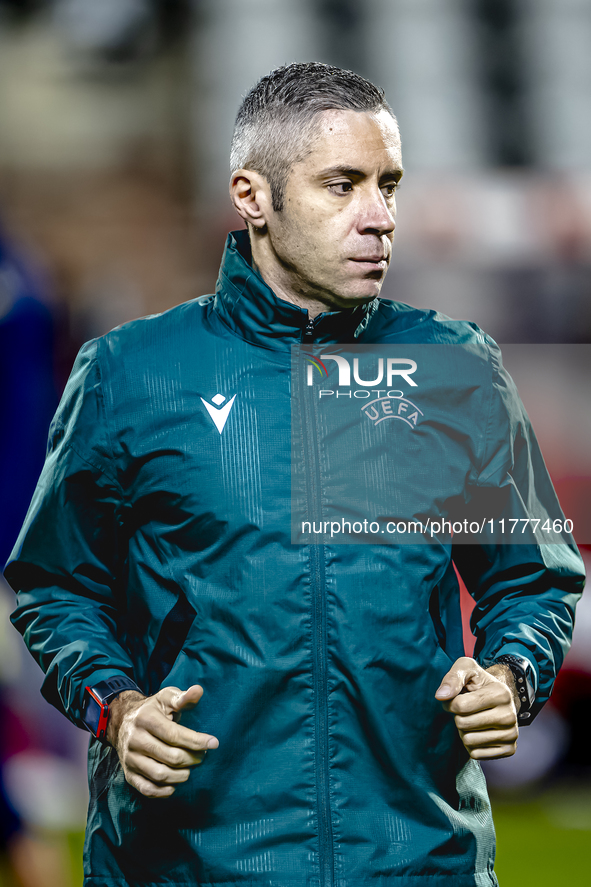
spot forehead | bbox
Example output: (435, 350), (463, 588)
(299, 108), (402, 175)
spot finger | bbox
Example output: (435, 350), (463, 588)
(460, 726), (519, 750)
(152, 686), (220, 748)
(170, 684), (205, 714)
(446, 684), (513, 717)
(468, 743), (518, 760)
(454, 707), (517, 733)
(149, 717), (218, 752)
(126, 751), (193, 786)
(135, 705), (219, 751)
(133, 733), (207, 769)
(156, 685), (203, 717)
(125, 770), (175, 798)
(435, 657), (482, 701)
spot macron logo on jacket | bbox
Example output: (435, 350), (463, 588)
(200, 393), (237, 433)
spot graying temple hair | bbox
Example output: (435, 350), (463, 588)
(230, 62), (395, 212)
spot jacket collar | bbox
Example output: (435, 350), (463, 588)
(213, 229), (378, 351)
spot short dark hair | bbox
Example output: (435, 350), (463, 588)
(231, 62), (396, 212)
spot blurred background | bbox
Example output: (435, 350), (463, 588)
(0, 1), (589, 884)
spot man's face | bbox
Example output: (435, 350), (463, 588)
(263, 108), (403, 311)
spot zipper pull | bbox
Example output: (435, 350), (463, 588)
(303, 317), (315, 342)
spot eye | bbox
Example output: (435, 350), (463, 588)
(381, 181), (399, 198)
(328, 181), (354, 195)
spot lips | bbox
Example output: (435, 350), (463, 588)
(349, 257), (388, 271)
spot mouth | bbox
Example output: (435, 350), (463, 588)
(349, 258), (388, 272)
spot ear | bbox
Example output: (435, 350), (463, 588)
(230, 169), (271, 229)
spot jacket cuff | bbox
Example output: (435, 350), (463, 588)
(42, 667), (144, 731)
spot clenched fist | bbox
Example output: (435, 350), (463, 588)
(435, 657), (520, 760)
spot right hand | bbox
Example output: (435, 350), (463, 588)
(107, 684), (219, 798)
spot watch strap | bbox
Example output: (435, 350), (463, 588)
(90, 675), (142, 705)
(492, 654), (535, 724)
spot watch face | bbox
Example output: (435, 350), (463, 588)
(84, 694), (103, 736)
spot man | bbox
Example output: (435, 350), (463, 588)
(4, 63), (585, 886)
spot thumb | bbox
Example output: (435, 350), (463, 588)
(171, 684), (205, 714)
(435, 657), (481, 701)
(157, 684), (204, 717)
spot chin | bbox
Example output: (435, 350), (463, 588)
(320, 277), (384, 308)
(346, 282), (384, 302)
(333, 292), (380, 310)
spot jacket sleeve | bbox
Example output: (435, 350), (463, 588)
(4, 339), (137, 729)
(452, 342), (586, 721)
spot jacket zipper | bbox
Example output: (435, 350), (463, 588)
(303, 317), (315, 343)
(310, 543), (333, 887)
(299, 348), (334, 886)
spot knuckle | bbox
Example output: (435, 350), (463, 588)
(152, 764), (170, 783)
(169, 748), (185, 766)
(129, 774), (155, 797)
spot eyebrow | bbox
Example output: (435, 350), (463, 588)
(316, 165), (404, 181)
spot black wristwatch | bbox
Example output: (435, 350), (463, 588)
(492, 654), (536, 724)
(83, 676), (142, 742)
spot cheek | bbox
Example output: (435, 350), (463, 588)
(276, 205), (345, 270)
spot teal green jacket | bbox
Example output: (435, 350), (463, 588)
(6, 231), (585, 887)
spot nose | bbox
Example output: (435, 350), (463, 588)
(358, 185), (396, 237)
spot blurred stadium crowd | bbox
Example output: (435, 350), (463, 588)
(0, 1), (590, 885)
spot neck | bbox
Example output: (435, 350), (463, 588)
(251, 260), (327, 319)
(214, 229), (379, 351)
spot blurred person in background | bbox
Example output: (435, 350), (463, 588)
(0, 223), (58, 571)
(0, 221), (86, 887)
(3, 62), (585, 887)
(0, 226), (57, 871)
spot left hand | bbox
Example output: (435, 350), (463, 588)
(435, 657), (519, 760)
